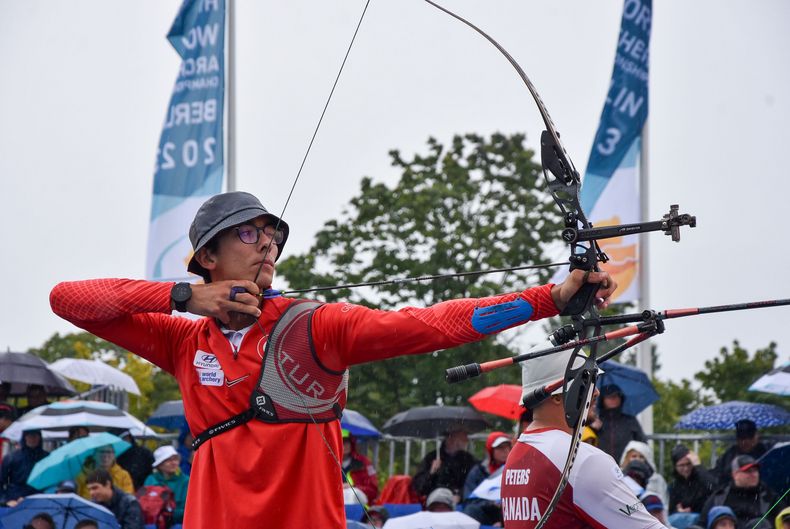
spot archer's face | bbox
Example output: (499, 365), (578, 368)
(207, 216), (280, 289)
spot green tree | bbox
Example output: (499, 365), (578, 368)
(694, 340), (783, 405)
(28, 332), (181, 420)
(278, 133), (563, 426)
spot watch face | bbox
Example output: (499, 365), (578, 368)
(173, 282), (191, 302)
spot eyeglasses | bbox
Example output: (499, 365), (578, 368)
(234, 224), (284, 245)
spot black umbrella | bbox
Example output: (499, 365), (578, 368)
(0, 351), (75, 397)
(381, 406), (488, 439)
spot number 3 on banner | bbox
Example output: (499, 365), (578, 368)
(596, 127), (622, 156)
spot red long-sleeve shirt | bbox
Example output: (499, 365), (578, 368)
(50, 279), (558, 528)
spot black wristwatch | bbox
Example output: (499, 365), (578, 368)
(171, 282), (192, 312)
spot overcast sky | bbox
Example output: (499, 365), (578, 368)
(1, 0), (789, 386)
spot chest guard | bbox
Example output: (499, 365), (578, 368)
(251, 300), (348, 423)
(192, 300), (348, 450)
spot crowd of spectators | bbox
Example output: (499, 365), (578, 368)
(0, 383), (191, 529)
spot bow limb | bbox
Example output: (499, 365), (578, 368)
(422, 2), (604, 526)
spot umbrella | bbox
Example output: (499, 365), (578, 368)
(27, 432), (131, 491)
(3, 400), (158, 440)
(674, 401), (790, 430)
(749, 361), (790, 396)
(382, 511), (480, 529)
(469, 466), (504, 501)
(0, 351), (75, 397)
(341, 408), (381, 438)
(381, 406), (488, 439)
(757, 442), (790, 494)
(49, 358), (141, 395)
(147, 399), (187, 430)
(596, 360), (659, 416)
(468, 384), (523, 419)
(0, 493), (119, 529)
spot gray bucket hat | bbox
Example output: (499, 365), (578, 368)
(187, 191), (290, 281)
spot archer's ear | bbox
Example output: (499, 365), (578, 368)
(194, 247), (217, 271)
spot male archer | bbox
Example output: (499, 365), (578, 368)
(501, 348), (665, 529)
(50, 191), (616, 528)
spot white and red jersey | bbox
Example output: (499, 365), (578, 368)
(501, 428), (666, 529)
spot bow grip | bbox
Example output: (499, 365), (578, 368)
(560, 281), (599, 316)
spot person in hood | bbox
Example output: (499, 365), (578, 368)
(775, 506), (790, 529)
(114, 430), (154, 491)
(596, 383), (646, 461)
(0, 429), (48, 504)
(462, 431), (512, 525)
(620, 440), (669, 515)
(705, 505), (737, 529)
(341, 429), (379, 504)
(668, 444), (716, 515)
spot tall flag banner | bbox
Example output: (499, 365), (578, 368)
(568, 0), (652, 303)
(146, 0), (226, 281)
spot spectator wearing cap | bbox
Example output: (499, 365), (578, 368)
(698, 455), (786, 529)
(462, 431), (512, 526)
(775, 506), (790, 529)
(0, 429), (48, 504)
(642, 493), (673, 528)
(425, 487), (456, 512)
(56, 480), (77, 494)
(143, 445), (189, 523)
(620, 440), (670, 515)
(714, 419), (771, 485)
(705, 505), (737, 529)
(412, 429), (478, 502)
(114, 430), (154, 491)
(596, 383), (647, 461)
(669, 444), (717, 515)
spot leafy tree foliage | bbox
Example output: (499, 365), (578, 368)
(28, 332), (180, 420)
(694, 340), (783, 406)
(277, 133), (563, 427)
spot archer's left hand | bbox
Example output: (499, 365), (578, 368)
(551, 270), (618, 311)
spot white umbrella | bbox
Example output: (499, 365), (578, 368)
(383, 511), (480, 529)
(3, 400), (158, 440)
(49, 358), (140, 395)
(749, 361), (790, 396)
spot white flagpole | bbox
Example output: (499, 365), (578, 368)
(225, 0), (236, 192)
(637, 121), (653, 435)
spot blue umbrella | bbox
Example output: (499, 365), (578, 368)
(0, 493), (119, 529)
(27, 432), (130, 491)
(757, 442), (790, 494)
(596, 360), (659, 416)
(675, 401), (790, 430)
(341, 409), (381, 438)
(146, 399), (187, 431)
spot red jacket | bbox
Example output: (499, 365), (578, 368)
(50, 279), (557, 529)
